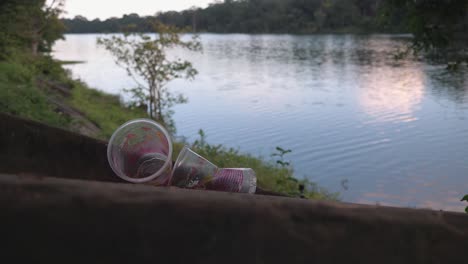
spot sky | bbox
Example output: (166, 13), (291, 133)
(63, 0), (215, 20)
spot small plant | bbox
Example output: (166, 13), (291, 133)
(462, 195), (468, 214)
(192, 129), (207, 148)
(271, 146), (292, 168)
(270, 146), (303, 198)
(340, 179), (349, 191)
(97, 21), (202, 132)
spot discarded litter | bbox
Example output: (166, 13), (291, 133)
(107, 119), (257, 194)
(107, 119), (173, 185)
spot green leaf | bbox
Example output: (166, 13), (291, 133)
(465, 207), (468, 214)
(462, 195), (468, 202)
(276, 146), (285, 152)
(287, 176), (298, 183)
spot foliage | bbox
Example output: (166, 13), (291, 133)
(174, 130), (338, 200)
(0, 46), (146, 140)
(97, 22), (201, 133)
(271, 146), (293, 167)
(382, 0), (468, 62)
(68, 81), (147, 139)
(63, 0), (390, 34)
(0, 59), (67, 126)
(0, 0), (65, 57)
(462, 195), (468, 214)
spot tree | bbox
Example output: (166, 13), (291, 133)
(30, 0), (66, 55)
(97, 22), (202, 131)
(382, 0), (468, 62)
(0, 0), (65, 57)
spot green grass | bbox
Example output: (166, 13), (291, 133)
(68, 81), (147, 139)
(0, 56), (146, 140)
(0, 61), (68, 126)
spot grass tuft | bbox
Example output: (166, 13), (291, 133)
(68, 81), (147, 139)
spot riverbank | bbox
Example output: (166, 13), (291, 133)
(0, 55), (336, 199)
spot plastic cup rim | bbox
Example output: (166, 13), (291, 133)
(107, 118), (173, 184)
(172, 145), (189, 176)
(171, 145), (218, 179)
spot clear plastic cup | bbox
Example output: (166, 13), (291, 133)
(171, 146), (257, 194)
(107, 119), (173, 185)
(207, 168), (257, 194)
(171, 146), (218, 189)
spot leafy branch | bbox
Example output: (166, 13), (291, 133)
(271, 146), (292, 168)
(462, 195), (468, 214)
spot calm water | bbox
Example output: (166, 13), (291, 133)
(54, 34), (468, 211)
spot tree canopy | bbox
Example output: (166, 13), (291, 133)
(0, 0), (65, 58)
(383, 0), (468, 50)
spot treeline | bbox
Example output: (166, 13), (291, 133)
(63, 0), (403, 34)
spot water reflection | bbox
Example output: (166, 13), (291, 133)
(358, 66), (424, 123)
(427, 69), (468, 105)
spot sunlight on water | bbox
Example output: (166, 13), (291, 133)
(54, 34), (468, 212)
(358, 67), (425, 123)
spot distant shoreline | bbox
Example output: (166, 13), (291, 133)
(62, 31), (412, 36)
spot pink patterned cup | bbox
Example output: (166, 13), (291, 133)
(207, 168), (257, 194)
(107, 119), (173, 185)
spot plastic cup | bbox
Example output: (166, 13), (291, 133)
(207, 168), (257, 194)
(171, 146), (218, 189)
(171, 146), (257, 194)
(107, 119), (173, 185)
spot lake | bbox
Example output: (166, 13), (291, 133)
(53, 34), (468, 212)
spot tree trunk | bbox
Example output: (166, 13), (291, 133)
(31, 29), (43, 56)
(156, 89), (162, 122)
(149, 100), (153, 119)
(31, 38), (39, 56)
(149, 85), (154, 119)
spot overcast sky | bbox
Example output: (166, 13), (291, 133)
(63, 0), (215, 20)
